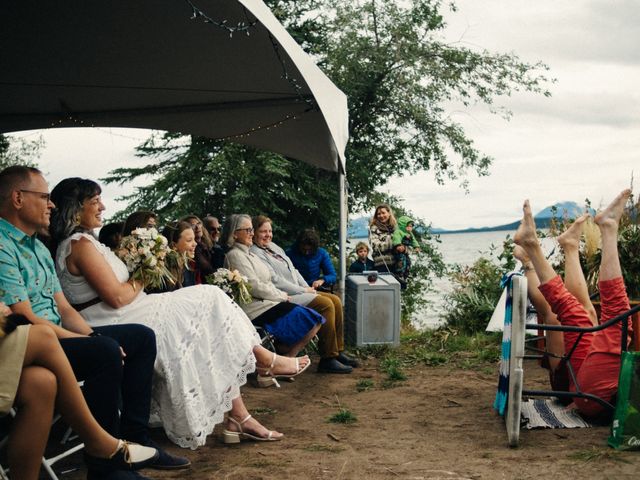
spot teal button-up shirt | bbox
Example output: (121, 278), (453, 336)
(0, 218), (62, 325)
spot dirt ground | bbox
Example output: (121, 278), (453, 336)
(54, 355), (640, 480)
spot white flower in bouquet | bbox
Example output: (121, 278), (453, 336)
(116, 228), (175, 289)
(206, 268), (252, 304)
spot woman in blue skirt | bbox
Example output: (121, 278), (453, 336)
(223, 214), (324, 386)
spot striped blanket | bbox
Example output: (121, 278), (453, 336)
(521, 398), (592, 429)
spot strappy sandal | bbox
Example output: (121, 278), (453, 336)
(256, 352), (311, 388)
(222, 415), (282, 443)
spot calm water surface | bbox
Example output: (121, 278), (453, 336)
(350, 230), (551, 330)
(418, 230), (516, 329)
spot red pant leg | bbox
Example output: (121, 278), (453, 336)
(538, 275), (594, 378)
(575, 277), (631, 416)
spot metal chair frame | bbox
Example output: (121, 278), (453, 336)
(0, 408), (85, 480)
(504, 275), (640, 446)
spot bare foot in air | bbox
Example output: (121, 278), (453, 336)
(513, 245), (531, 264)
(514, 200), (539, 250)
(557, 213), (589, 250)
(594, 189), (631, 232)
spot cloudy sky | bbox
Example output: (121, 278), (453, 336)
(8, 0), (640, 229)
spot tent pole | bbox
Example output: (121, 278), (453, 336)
(338, 166), (347, 302)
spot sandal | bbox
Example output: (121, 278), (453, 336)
(222, 415), (282, 443)
(256, 352), (311, 388)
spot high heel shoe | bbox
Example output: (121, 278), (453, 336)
(222, 414), (282, 443)
(256, 352), (311, 388)
(256, 374), (280, 388)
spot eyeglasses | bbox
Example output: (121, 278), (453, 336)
(235, 227), (254, 233)
(208, 227), (222, 233)
(20, 189), (51, 202)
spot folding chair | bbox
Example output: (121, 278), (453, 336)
(0, 408), (84, 480)
(499, 274), (640, 447)
(255, 325), (276, 352)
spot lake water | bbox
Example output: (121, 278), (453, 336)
(419, 230), (517, 329)
(350, 230), (518, 330)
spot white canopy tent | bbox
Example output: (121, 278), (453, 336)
(0, 0), (350, 291)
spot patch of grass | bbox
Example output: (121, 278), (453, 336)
(328, 408), (358, 424)
(404, 347), (448, 366)
(356, 378), (374, 392)
(380, 357), (407, 381)
(568, 447), (631, 463)
(304, 444), (345, 453)
(252, 407), (277, 416)
(354, 344), (390, 358)
(395, 328), (501, 371)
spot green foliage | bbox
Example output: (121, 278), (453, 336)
(360, 327), (501, 371)
(442, 236), (513, 334)
(0, 134), (44, 170)
(355, 378), (374, 392)
(380, 357), (407, 382)
(318, 0), (552, 209)
(567, 447), (630, 464)
(327, 408), (358, 424)
(102, 135), (339, 243)
(551, 191), (640, 300)
(103, 0), (552, 250)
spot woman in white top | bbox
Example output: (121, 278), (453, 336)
(48, 178), (310, 448)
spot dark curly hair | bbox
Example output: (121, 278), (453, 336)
(295, 228), (320, 255)
(49, 177), (101, 255)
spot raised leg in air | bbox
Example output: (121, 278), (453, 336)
(558, 214), (598, 326)
(514, 245), (564, 367)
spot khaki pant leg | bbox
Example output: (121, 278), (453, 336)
(318, 291), (344, 352)
(307, 295), (337, 358)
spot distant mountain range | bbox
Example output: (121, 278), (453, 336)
(347, 201), (591, 237)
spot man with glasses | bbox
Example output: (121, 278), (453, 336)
(0, 166), (189, 479)
(203, 215), (226, 270)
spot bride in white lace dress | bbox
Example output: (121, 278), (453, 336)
(49, 178), (310, 449)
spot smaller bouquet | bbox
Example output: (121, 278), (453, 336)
(206, 268), (252, 304)
(116, 228), (175, 290)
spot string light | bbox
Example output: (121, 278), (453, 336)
(48, 115), (95, 128)
(219, 112), (305, 140)
(186, 0), (258, 37)
(185, 1), (319, 111)
(268, 33), (318, 111)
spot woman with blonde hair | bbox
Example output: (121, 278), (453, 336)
(369, 204), (397, 273)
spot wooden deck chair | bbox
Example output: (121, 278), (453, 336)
(500, 274), (640, 447)
(0, 407), (85, 480)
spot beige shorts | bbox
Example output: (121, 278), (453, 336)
(0, 324), (30, 415)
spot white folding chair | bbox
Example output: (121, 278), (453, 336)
(0, 407), (85, 480)
(0, 378), (86, 480)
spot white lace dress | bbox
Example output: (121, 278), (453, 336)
(56, 233), (261, 449)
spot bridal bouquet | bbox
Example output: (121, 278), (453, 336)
(116, 228), (175, 289)
(206, 268), (252, 304)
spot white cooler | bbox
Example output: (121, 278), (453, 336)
(345, 273), (401, 347)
